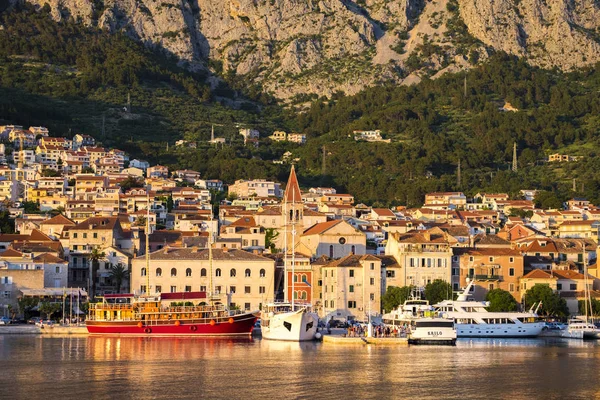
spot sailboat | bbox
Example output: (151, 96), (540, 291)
(260, 166), (319, 341)
(86, 194), (258, 336)
(560, 248), (599, 340)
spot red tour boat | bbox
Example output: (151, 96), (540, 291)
(86, 292), (258, 336)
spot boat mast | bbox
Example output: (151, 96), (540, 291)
(283, 195), (288, 303)
(145, 189), (150, 296)
(291, 184), (296, 310)
(209, 205), (214, 303)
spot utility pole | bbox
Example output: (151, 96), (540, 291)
(512, 142), (518, 172)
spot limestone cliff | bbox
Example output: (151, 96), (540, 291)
(23, 0), (600, 100)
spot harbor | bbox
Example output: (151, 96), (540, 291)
(0, 335), (598, 400)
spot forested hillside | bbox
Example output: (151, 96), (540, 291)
(2, 6), (600, 208)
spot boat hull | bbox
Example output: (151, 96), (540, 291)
(455, 322), (544, 338)
(261, 310), (319, 341)
(86, 313), (257, 337)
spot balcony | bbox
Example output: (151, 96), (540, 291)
(467, 274), (502, 281)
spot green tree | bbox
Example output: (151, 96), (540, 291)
(17, 297), (39, 320)
(523, 284), (569, 317)
(265, 228), (279, 252)
(0, 211), (15, 233)
(89, 247), (106, 298)
(424, 280), (453, 304)
(381, 286), (413, 313)
(120, 176), (144, 192)
(81, 167), (95, 173)
(108, 263), (130, 294)
(39, 302), (61, 320)
(22, 201), (40, 213)
(578, 298), (600, 317)
(485, 288), (518, 312)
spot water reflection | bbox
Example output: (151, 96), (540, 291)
(0, 336), (598, 400)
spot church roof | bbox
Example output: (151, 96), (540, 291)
(284, 165), (302, 204)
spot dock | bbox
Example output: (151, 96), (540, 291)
(322, 332), (408, 345)
(0, 325), (88, 335)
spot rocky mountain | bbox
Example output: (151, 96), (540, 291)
(22, 0), (600, 101)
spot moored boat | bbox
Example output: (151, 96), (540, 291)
(408, 318), (457, 345)
(86, 292), (258, 336)
(434, 281), (545, 338)
(260, 302), (318, 341)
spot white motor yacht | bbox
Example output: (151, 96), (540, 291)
(434, 281), (545, 338)
(260, 302), (319, 341)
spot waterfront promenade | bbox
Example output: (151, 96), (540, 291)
(0, 325), (88, 335)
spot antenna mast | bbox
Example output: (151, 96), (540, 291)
(291, 180), (296, 310)
(209, 205), (214, 303)
(283, 194), (288, 303)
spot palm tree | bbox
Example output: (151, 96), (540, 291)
(88, 247), (106, 298)
(108, 263), (130, 294)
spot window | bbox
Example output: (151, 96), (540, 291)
(201, 268), (207, 277)
(570, 284), (577, 290)
(73, 233), (78, 238)
(230, 268), (236, 277)
(349, 285), (354, 293)
(216, 268), (221, 277)
(370, 293), (374, 301)
(370, 263), (375, 270)
(509, 283), (514, 292)
(93, 233), (97, 239)
(140, 285), (147, 293)
(200, 286), (207, 292)
(349, 270), (354, 278)
(185, 286), (192, 292)
(251, 240), (258, 247)
(55, 266), (60, 273)
(260, 269), (265, 278)
(330, 300), (334, 308)
(171, 268), (177, 277)
(386, 270), (395, 278)
(325, 300), (329, 308)
(557, 283), (563, 290)
(230, 286), (236, 294)
(452, 268), (459, 276)
(348, 301), (356, 309)
(509, 268), (515, 277)
(245, 303), (251, 310)
(489, 257), (494, 262)
(469, 268), (474, 278)
(73, 245), (78, 251)
(259, 286), (266, 294)
(509, 257), (514, 263)
(469, 256), (474, 262)
(83, 233), (87, 239)
(329, 245), (334, 258)
(245, 286), (251, 294)
(215, 286), (222, 293)
(186, 268), (192, 277)
(293, 274), (298, 282)
(156, 268), (162, 277)
(170, 286), (177, 293)
(3, 291), (10, 298)
(351, 245), (355, 254)
(245, 269), (251, 278)
(156, 286), (162, 293)
(489, 284), (494, 291)
(141, 268), (147, 276)
(370, 278), (375, 285)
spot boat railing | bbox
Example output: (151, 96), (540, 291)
(90, 303), (134, 311)
(139, 305), (226, 314)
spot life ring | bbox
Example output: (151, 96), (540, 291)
(174, 320), (181, 327)
(190, 325), (197, 332)
(145, 327), (152, 334)
(228, 317), (234, 324)
(137, 322), (143, 328)
(210, 320), (216, 326)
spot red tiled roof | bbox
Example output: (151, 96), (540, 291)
(284, 165), (302, 204)
(522, 269), (554, 279)
(303, 220), (343, 236)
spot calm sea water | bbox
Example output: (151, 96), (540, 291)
(0, 336), (598, 399)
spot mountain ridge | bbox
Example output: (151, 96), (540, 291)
(17, 0), (600, 101)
